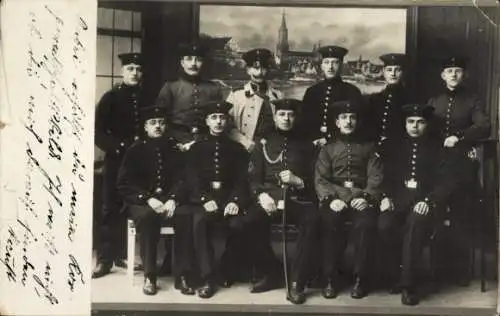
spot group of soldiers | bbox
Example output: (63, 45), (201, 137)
(93, 41), (490, 306)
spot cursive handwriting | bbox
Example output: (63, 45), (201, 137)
(68, 183), (78, 242)
(71, 150), (85, 182)
(0, 228), (19, 283)
(25, 95), (43, 144)
(26, 144), (63, 207)
(21, 248), (35, 287)
(67, 255), (84, 291)
(33, 274), (59, 305)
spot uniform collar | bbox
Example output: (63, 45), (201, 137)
(445, 85), (466, 96)
(323, 76), (342, 85)
(180, 71), (203, 84)
(244, 81), (277, 98)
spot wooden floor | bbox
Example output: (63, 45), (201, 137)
(92, 264), (498, 316)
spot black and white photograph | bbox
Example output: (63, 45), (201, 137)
(90, 1), (499, 315)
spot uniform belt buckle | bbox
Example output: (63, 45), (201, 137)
(405, 179), (418, 189)
(155, 187), (163, 194)
(320, 126), (328, 133)
(211, 181), (222, 190)
(191, 127), (199, 134)
(343, 180), (354, 188)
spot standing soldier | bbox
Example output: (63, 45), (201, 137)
(377, 103), (442, 305)
(182, 100), (251, 299)
(244, 99), (319, 304)
(301, 46), (362, 146)
(93, 53), (145, 278)
(156, 41), (222, 151)
(427, 56), (490, 284)
(116, 106), (193, 296)
(226, 48), (284, 151)
(365, 53), (409, 156)
(315, 100), (383, 299)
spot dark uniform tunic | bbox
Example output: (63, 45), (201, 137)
(94, 83), (144, 264)
(156, 75), (222, 143)
(244, 130), (319, 285)
(182, 134), (251, 280)
(315, 133), (383, 280)
(365, 84), (409, 156)
(427, 86), (490, 279)
(377, 135), (443, 288)
(117, 137), (191, 281)
(301, 78), (362, 142)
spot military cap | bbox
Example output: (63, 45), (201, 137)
(317, 45), (348, 59)
(330, 99), (362, 117)
(140, 106), (167, 121)
(203, 100), (233, 117)
(379, 53), (406, 67)
(242, 48), (274, 68)
(402, 103), (435, 120)
(272, 98), (302, 112)
(179, 41), (209, 58)
(118, 53), (143, 66)
(441, 56), (469, 70)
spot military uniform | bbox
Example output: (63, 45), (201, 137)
(156, 42), (222, 143)
(301, 46), (362, 143)
(226, 48), (284, 151)
(94, 53), (145, 271)
(242, 99), (318, 299)
(315, 100), (383, 298)
(181, 101), (251, 298)
(116, 107), (190, 290)
(364, 54), (409, 156)
(427, 56), (490, 281)
(376, 104), (441, 302)
(227, 82), (283, 150)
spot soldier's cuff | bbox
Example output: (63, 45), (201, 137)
(320, 195), (336, 208)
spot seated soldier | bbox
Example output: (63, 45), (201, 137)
(116, 106), (193, 295)
(378, 103), (451, 306)
(243, 99), (319, 303)
(315, 99), (383, 300)
(180, 100), (251, 299)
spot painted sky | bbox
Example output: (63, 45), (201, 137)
(200, 6), (406, 63)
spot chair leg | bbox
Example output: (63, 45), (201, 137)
(127, 219), (136, 286)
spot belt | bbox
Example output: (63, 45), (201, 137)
(332, 179), (366, 188)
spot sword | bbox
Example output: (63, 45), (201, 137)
(280, 184), (290, 299)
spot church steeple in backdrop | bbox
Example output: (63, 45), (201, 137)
(276, 9), (289, 54)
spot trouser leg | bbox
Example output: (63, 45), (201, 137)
(290, 203), (320, 285)
(172, 205), (195, 278)
(192, 207), (218, 280)
(128, 205), (162, 281)
(349, 207), (378, 279)
(401, 211), (432, 289)
(377, 210), (404, 284)
(97, 158), (124, 264)
(320, 206), (346, 280)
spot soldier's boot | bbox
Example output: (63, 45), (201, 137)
(401, 288), (419, 306)
(286, 282), (306, 305)
(92, 262), (112, 279)
(351, 277), (368, 299)
(251, 274), (281, 293)
(197, 280), (216, 299)
(142, 277), (157, 296)
(175, 275), (195, 295)
(322, 278), (338, 299)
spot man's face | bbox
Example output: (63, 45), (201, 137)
(121, 63), (143, 86)
(144, 118), (166, 138)
(405, 116), (427, 138)
(180, 55), (204, 76)
(383, 65), (403, 85)
(335, 113), (357, 135)
(246, 62), (268, 83)
(274, 109), (296, 131)
(205, 113), (227, 135)
(321, 57), (342, 79)
(441, 67), (465, 90)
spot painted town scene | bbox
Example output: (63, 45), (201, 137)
(199, 6), (407, 99)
